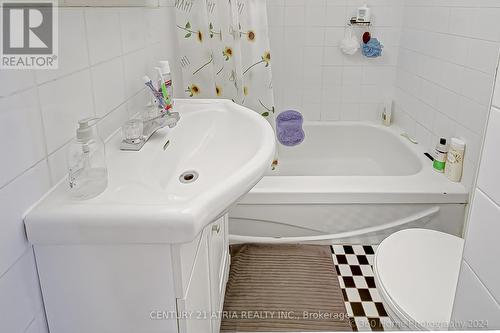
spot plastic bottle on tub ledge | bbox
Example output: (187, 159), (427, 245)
(382, 101), (392, 126)
(433, 137), (448, 173)
(445, 138), (466, 182)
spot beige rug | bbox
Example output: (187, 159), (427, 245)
(221, 244), (352, 332)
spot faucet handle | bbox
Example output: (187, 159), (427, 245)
(120, 119), (146, 151)
(122, 119), (144, 144)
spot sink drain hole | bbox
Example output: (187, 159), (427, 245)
(179, 171), (198, 183)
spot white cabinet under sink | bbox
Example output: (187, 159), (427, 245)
(23, 99), (275, 333)
(34, 215), (230, 333)
(175, 215), (230, 333)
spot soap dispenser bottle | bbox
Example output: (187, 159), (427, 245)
(67, 118), (108, 199)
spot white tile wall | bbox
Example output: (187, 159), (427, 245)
(452, 262), (500, 329)
(0, 89), (46, 188)
(24, 311), (49, 333)
(85, 8), (122, 65)
(35, 9), (89, 84)
(0, 70), (36, 97)
(463, 190), (500, 303)
(119, 8), (148, 53)
(393, 1), (500, 191)
(0, 162), (51, 276)
(477, 107), (500, 204)
(0, 249), (46, 333)
(38, 70), (95, 153)
(0, 3), (180, 333)
(451, 62), (500, 329)
(91, 57), (127, 118)
(268, 0), (403, 122)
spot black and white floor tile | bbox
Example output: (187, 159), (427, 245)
(331, 245), (394, 331)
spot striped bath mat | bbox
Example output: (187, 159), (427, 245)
(221, 244), (352, 332)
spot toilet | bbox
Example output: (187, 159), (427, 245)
(374, 229), (464, 331)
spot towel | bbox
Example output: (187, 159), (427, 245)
(276, 110), (305, 146)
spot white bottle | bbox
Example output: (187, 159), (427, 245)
(67, 118), (108, 199)
(382, 101), (392, 126)
(356, 4), (371, 23)
(444, 138), (465, 182)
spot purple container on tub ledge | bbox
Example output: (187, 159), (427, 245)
(276, 110), (305, 146)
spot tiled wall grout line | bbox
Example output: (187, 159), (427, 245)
(22, 315), (38, 333)
(398, 43), (499, 77)
(0, 245), (32, 281)
(460, 259), (500, 314)
(0, 158), (47, 192)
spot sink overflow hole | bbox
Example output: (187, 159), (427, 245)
(179, 171), (199, 184)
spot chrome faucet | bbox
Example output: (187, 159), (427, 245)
(144, 111), (180, 135)
(120, 110), (180, 151)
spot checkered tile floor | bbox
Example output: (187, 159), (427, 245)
(331, 245), (394, 331)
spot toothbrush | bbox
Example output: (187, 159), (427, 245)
(143, 75), (161, 98)
(143, 76), (166, 108)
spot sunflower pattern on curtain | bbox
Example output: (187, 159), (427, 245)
(174, 0), (277, 137)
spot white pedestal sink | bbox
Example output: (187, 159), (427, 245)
(24, 99), (276, 333)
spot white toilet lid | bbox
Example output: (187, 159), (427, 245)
(374, 229), (464, 330)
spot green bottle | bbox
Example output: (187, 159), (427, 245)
(433, 137), (448, 173)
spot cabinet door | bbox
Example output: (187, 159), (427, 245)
(208, 215), (229, 332)
(177, 229), (212, 333)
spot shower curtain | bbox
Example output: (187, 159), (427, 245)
(174, 0), (277, 135)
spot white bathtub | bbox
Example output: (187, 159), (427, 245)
(229, 122), (469, 244)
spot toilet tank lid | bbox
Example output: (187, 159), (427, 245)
(374, 229), (464, 330)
